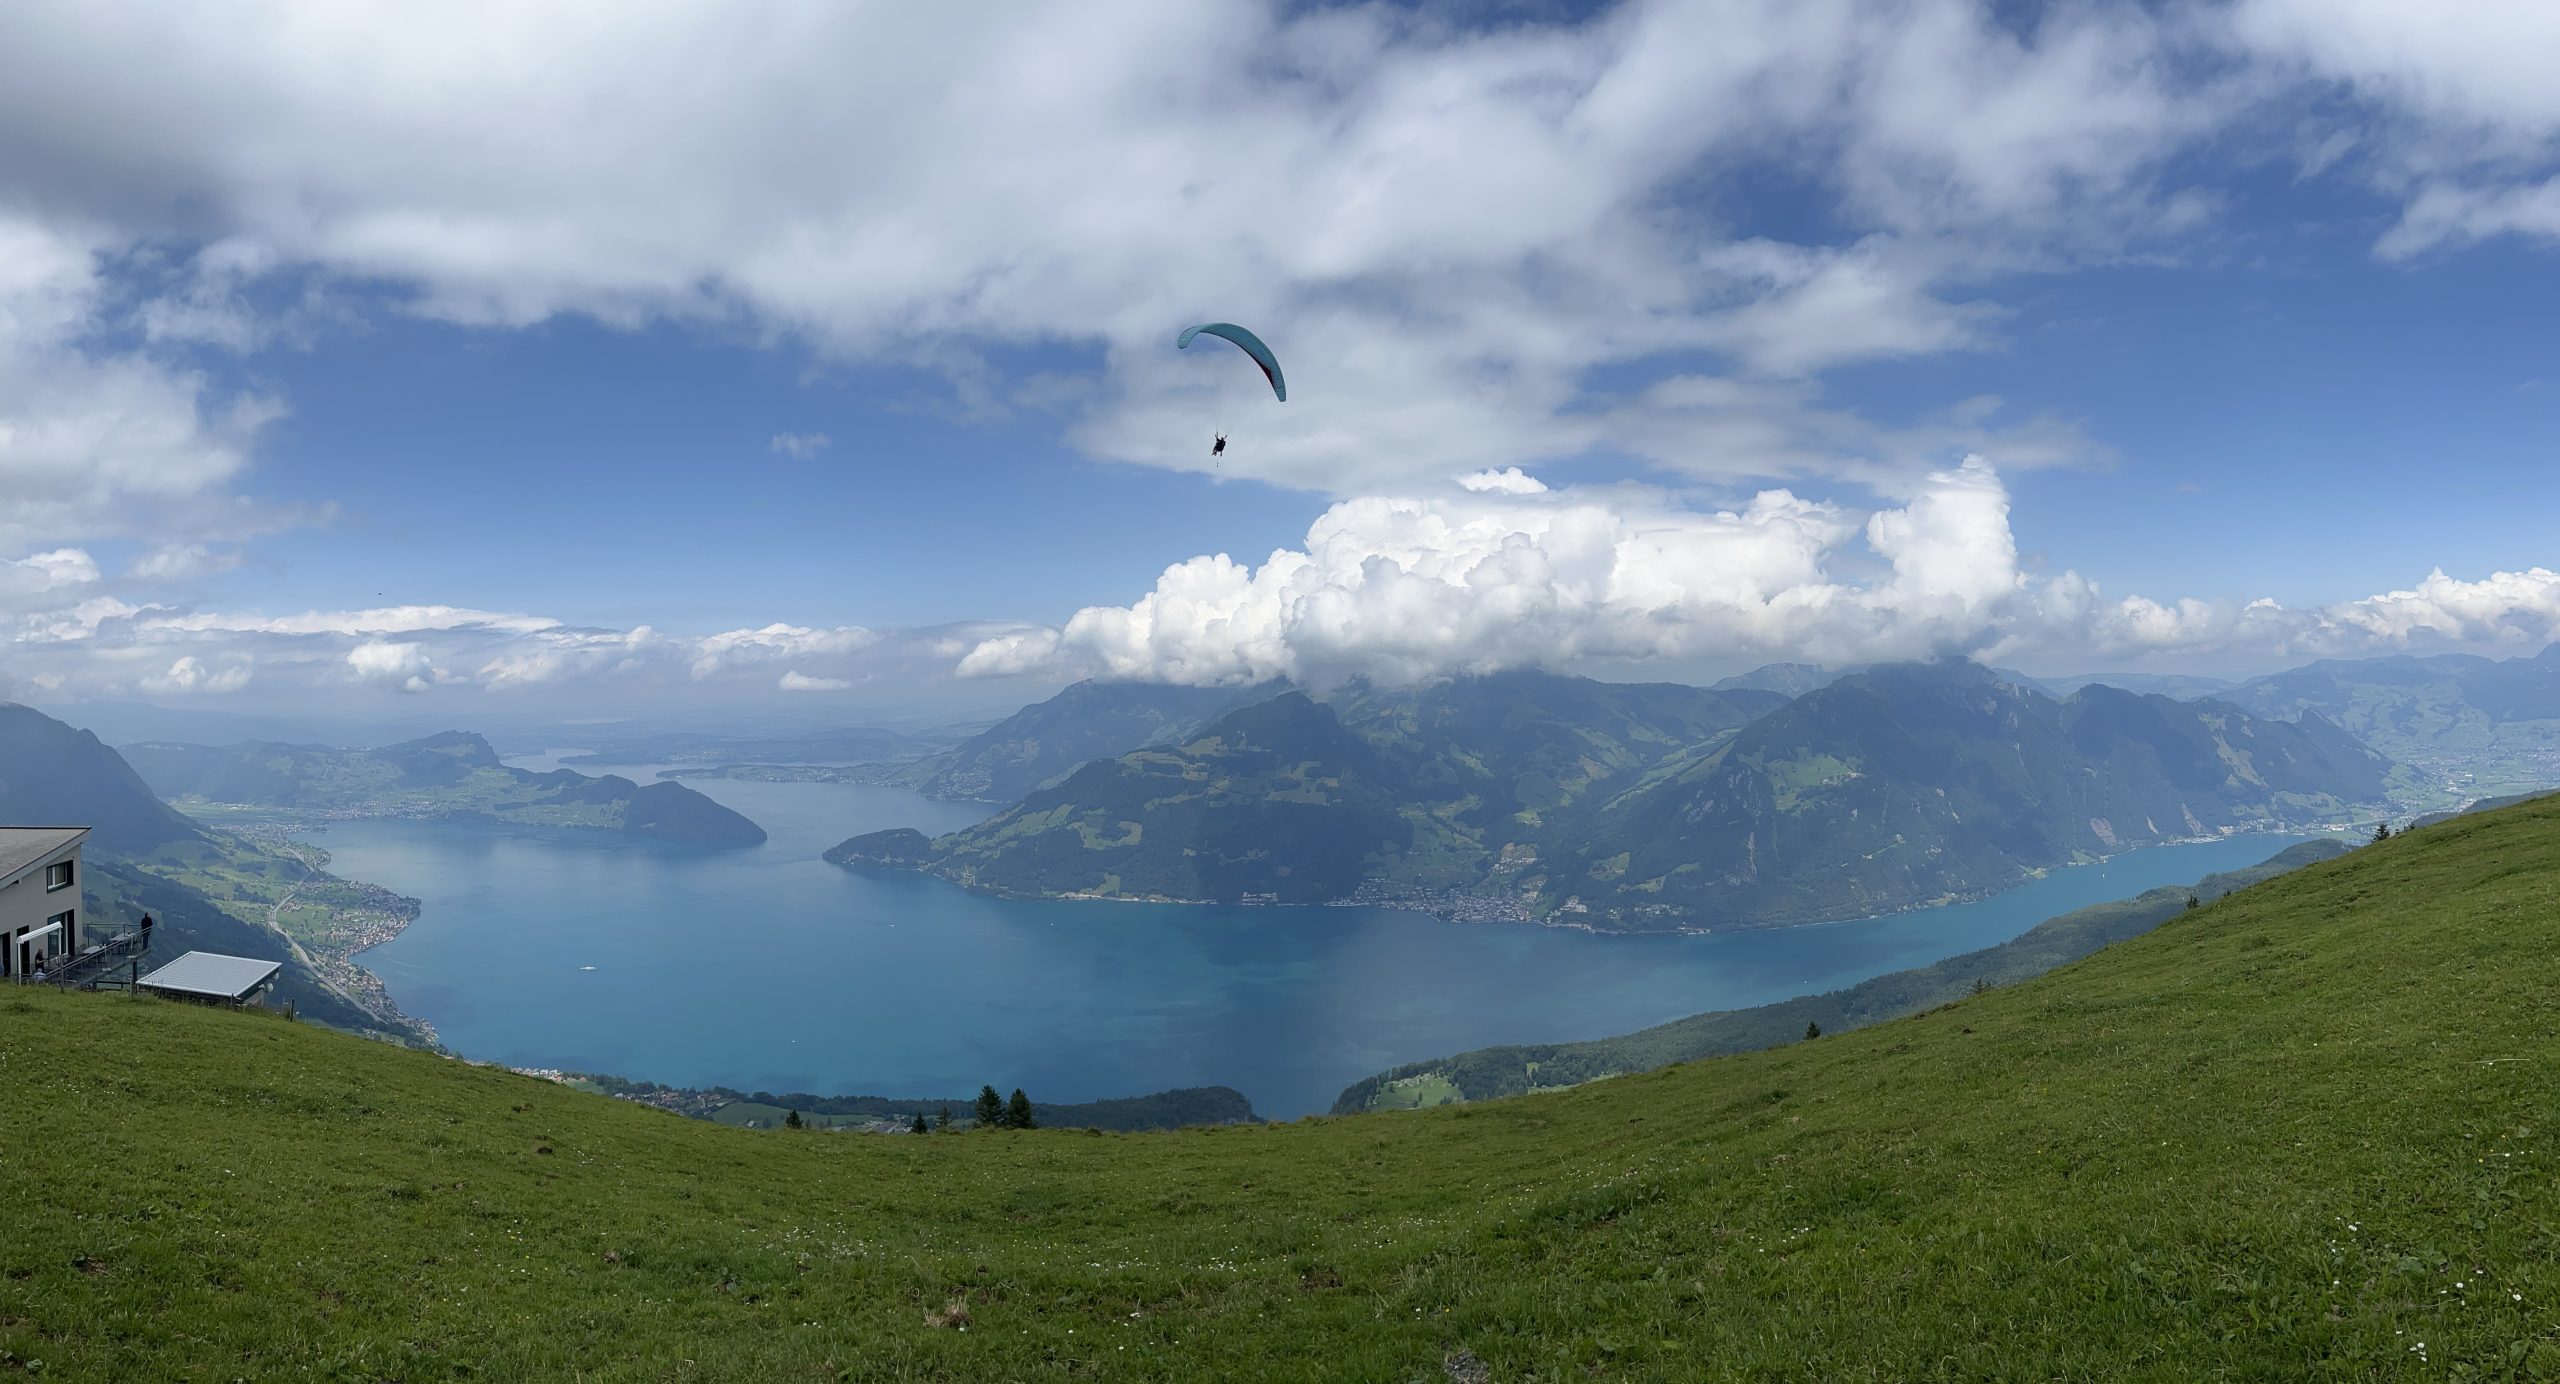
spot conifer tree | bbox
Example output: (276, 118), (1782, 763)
(910, 1112), (929, 1135)
(974, 1085), (1003, 1128)
(784, 1109), (803, 1130)
(936, 1107), (952, 1131)
(1005, 1088), (1037, 1129)
(1804, 1021), (1821, 1040)
(2186, 894), (2201, 911)
(2372, 820), (2392, 843)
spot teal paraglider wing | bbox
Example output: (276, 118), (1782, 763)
(1177, 322), (1286, 401)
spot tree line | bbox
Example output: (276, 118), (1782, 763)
(783, 1084), (1038, 1133)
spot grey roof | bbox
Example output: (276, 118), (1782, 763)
(0, 827), (87, 887)
(138, 951), (282, 1001)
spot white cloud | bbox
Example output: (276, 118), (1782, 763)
(1458, 468), (1549, 496)
(770, 432), (832, 458)
(0, 548), (102, 599)
(0, 0), (2231, 496)
(141, 655), (251, 695)
(345, 640), (444, 693)
(134, 604), (558, 640)
(778, 671), (853, 692)
(0, 216), (290, 550)
(688, 623), (880, 679)
(2229, 1), (2560, 258)
(127, 543), (246, 582)
(960, 460), (2560, 686)
(476, 626), (660, 690)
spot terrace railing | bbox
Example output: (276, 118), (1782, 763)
(11, 923), (153, 991)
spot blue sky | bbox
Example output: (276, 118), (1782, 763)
(3, 0), (2558, 721)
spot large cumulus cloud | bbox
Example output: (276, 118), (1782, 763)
(962, 460), (2560, 686)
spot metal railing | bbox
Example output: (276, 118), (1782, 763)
(10, 924), (153, 990)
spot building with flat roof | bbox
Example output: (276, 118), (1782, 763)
(136, 951), (283, 1006)
(0, 826), (87, 980)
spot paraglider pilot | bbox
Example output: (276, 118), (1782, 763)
(1212, 432), (1227, 458)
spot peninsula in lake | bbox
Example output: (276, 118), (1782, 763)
(124, 730), (766, 845)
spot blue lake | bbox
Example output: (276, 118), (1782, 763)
(332, 760), (2322, 1118)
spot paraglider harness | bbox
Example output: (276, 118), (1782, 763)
(1212, 433), (1227, 458)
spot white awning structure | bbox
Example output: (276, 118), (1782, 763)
(137, 951), (282, 1002)
(16, 921), (61, 949)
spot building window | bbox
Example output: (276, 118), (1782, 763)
(45, 859), (73, 891)
(38, 911), (72, 962)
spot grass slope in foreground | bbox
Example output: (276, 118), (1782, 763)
(6, 799), (2560, 1380)
(1334, 837), (2352, 1112)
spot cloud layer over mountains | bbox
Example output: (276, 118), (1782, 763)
(2, 1), (2559, 701)
(16, 458), (2551, 707)
(961, 460), (2560, 687)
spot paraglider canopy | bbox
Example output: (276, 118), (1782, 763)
(1177, 322), (1286, 402)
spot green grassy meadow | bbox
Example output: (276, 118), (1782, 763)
(5, 796), (2559, 1380)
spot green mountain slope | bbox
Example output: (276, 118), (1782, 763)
(849, 663), (2392, 929)
(0, 703), (203, 854)
(844, 692), (1423, 904)
(834, 672), (1784, 910)
(124, 731), (765, 844)
(1541, 662), (2392, 929)
(876, 679), (1278, 803)
(9, 796), (2558, 1379)
(0, 704), (424, 1038)
(1334, 837), (2350, 1112)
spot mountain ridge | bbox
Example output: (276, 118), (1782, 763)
(836, 662), (2395, 930)
(124, 731), (767, 845)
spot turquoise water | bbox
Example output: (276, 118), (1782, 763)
(334, 763), (2319, 1118)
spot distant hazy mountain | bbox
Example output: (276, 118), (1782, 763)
(1709, 663), (1837, 697)
(1711, 661), (2060, 698)
(125, 731), (766, 845)
(40, 699), (460, 754)
(835, 663), (2392, 931)
(876, 679), (1282, 803)
(2214, 644), (2560, 792)
(2039, 672), (2239, 699)
(556, 726), (934, 769)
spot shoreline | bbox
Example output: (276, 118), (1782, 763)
(839, 823), (2342, 938)
(212, 817), (439, 1045)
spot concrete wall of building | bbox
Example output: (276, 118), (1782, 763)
(2, 841), (83, 975)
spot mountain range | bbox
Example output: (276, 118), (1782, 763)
(2209, 643), (2560, 792)
(832, 661), (2390, 930)
(124, 731), (765, 844)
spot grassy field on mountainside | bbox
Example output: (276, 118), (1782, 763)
(1333, 838), (2353, 1113)
(6, 798), (2560, 1380)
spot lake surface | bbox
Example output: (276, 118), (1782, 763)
(334, 759), (2321, 1118)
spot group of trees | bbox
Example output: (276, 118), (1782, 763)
(782, 1095), (1029, 1133)
(974, 1085), (1038, 1129)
